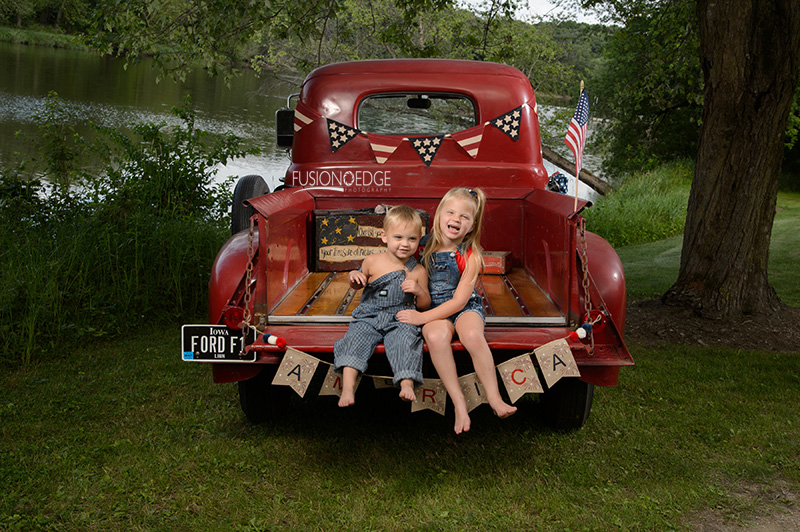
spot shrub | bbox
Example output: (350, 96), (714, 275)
(0, 94), (257, 364)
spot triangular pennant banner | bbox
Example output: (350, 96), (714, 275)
(458, 372), (489, 412)
(408, 135), (445, 166)
(412, 378), (447, 415)
(449, 125), (485, 159)
(497, 354), (543, 403)
(534, 339), (581, 388)
(326, 118), (360, 153)
(272, 347), (320, 397)
(372, 376), (395, 389)
(368, 133), (404, 164)
(318, 365), (362, 397)
(489, 106), (523, 141)
(294, 100), (321, 132)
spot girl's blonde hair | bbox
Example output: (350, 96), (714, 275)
(422, 187), (485, 279)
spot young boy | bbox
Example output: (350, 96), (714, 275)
(333, 205), (431, 407)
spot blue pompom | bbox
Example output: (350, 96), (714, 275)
(547, 172), (569, 194)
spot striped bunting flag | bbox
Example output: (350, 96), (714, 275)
(367, 133), (404, 164)
(449, 124), (485, 158)
(293, 100), (320, 132)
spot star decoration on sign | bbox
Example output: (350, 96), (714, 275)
(326, 118), (360, 153)
(489, 106), (522, 141)
(408, 135), (445, 166)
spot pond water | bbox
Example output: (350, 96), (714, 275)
(0, 42), (600, 200)
(0, 42), (297, 191)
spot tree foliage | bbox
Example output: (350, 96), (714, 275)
(587, 0), (703, 175)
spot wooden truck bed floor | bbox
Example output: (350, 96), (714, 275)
(269, 267), (565, 326)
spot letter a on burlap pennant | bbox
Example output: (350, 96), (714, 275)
(271, 348), (320, 398)
(534, 339), (580, 389)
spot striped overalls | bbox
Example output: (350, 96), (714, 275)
(334, 257), (423, 387)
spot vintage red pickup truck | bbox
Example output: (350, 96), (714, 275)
(181, 59), (633, 430)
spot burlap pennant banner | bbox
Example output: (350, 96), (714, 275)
(372, 376), (396, 389)
(271, 347), (320, 397)
(319, 365), (363, 397)
(497, 353), (544, 403)
(458, 372), (489, 412)
(267, 328), (583, 409)
(534, 338), (581, 388)
(412, 378), (447, 415)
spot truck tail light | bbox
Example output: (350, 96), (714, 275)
(221, 305), (245, 329)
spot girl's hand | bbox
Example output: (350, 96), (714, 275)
(396, 309), (425, 326)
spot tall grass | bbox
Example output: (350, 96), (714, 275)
(0, 94), (257, 364)
(582, 160), (693, 247)
(0, 27), (88, 49)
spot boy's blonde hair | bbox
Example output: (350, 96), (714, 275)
(422, 187), (485, 279)
(384, 205), (424, 234)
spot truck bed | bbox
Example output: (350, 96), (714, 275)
(269, 267), (565, 326)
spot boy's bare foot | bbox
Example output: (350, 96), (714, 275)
(399, 379), (415, 402)
(338, 389), (355, 407)
(454, 406), (471, 434)
(490, 399), (517, 419)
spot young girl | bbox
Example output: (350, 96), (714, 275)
(397, 187), (516, 434)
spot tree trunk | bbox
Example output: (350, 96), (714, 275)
(663, 0), (800, 318)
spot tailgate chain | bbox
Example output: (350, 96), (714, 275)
(240, 216), (257, 357)
(579, 219), (595, 356)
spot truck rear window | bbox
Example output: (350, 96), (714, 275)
(357, 93), (477, 135)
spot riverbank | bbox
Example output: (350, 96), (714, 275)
(0, 26), (88, 49)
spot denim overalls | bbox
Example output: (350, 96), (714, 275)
(429, 245), (484, 323)
(334, 257), (424, 386)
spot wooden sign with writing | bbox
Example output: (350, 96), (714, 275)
(313, 209), (428, 271)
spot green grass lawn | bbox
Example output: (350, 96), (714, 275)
(2, 326), (799, 531)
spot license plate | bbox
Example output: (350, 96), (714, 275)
(181, 325), (257, 362)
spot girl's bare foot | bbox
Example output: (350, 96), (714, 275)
(399, 379), (415, 402)
(490, 399), (517, 419)
(454, 406), (471, 434)
(338, 389), (355, 407)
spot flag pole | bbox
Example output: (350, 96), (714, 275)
(574, 80), (584, 213)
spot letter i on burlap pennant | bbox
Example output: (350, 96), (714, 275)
(458, 373), (489, 412)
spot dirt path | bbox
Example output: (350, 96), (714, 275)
(688, 481), (800, 531)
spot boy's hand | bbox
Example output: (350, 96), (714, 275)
(400, 278), (422, 296)
(349, 270), (367, 287)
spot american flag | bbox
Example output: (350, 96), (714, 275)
(564, 89), (589, 174)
